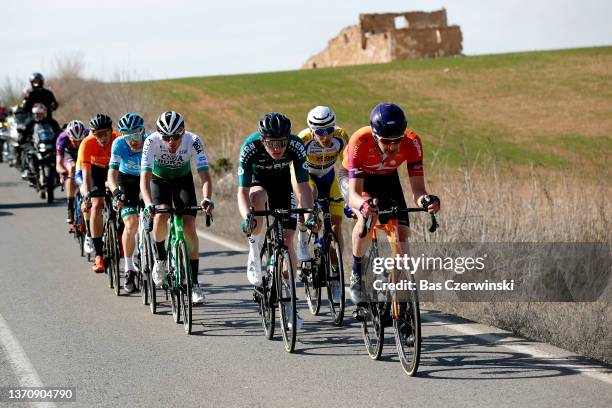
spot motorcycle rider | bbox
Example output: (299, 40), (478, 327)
(21, 104), (60, 180)
(21, 73), (59, 119)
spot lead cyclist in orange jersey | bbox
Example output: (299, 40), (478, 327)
(343, 103), (440, 305)
(79, 113), (119, 272)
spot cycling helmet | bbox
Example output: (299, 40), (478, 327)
(89, 113), (113, 131)
(258, 112), (291, 138)
(66, 120), (87, 142)
(30, 72), (44, 88)
(307, 106), (336, 130)
(118, 113), (145, 134)
(32, 103), (47, 121)
(369, 103), (407, 139)
(156, 111), (185, 136)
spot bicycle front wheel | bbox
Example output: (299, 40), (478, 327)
(361, 242), (385, 359)
(104, 221), (114, 289)
(277, 248), (297, 353)
(178, 241), (193, 334)
(394, 284), (421, 376)
(303, 259), (321, 316)
(259, 237), (275, 340)
(111, 222), (121, 296)
(325, 231), (345, 326)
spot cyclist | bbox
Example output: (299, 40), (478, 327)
(296, 106), (348, 262)
(343, 103), (440, 305)
(141, 111), (213, 304)
(56, 120), (88, 224)
(237, 112), (316, 329)
(108, 113), (148, 293)
(78, 113), (119, 272)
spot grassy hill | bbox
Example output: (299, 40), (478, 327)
(145, 46), (611, 173)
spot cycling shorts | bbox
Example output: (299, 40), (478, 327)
(118, 172), (140, 219)
(309, 169), (343, 218)
(89, 165), (108, 197)
(363, 171), (409, 227)
(151, 173), (197, 217)
(251, 171), (297, 230)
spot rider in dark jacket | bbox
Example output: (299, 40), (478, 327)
(21, 104), (60, 180)
(21, 73), (58, 119)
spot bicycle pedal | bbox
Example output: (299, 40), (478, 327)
(352, 309), (365, 322)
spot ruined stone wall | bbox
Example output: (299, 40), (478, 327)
(303, 8), (462, 69)
(303, 26), (392, 69)
(360, 9), (448, 33)
(393, 26), (462, 59)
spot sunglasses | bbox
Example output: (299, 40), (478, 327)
(313, 126), (335, 137)
(122, 129), (144, 143)
(262, 138), (288, 149)
(161, 134), (182, 142)
(376, 135), (403, 145)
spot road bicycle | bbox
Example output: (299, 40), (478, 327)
(155, 206), (212, 334)
(137, 208), (155, 311)
(355, 205), (437, 376)
(249, 206), (311, 353)
(301, 197), (345, 326)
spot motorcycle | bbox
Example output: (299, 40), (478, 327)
(24, 122), (58, 203)
(0, 118), (8, 163)
(3, 109), (31, 169)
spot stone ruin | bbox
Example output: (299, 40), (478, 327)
(303, 9), (462, 69)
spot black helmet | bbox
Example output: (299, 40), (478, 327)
(89, 113), (113, 131)
(29, 72), (44, 88)
(258, 112), (291, 138)
(370, 103), (407, 139)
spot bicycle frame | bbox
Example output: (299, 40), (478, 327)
(370, 219), (403, 321)
(166, 213), (191, 290)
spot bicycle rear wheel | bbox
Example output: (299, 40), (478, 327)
(178, 241), (193, 334)
(259, 237), (275, 340)
(394, 281), (421, 376)
(325, 231), (345, 326)
(277, 248), (297, 353)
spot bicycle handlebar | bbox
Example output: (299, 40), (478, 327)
(154, 206), (213, 226)
(359, 207), (438, 238)
(248, 207), (312, 217)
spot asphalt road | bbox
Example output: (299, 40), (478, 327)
(0, 165), (611, 408)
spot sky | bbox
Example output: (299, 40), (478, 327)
(2, 0), (611, 84)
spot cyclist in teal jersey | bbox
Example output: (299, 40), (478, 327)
(107, 113), (148, 293)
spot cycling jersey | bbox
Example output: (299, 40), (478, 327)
(141, 131), (208, 179)
(78, 132), (119, 170)
(56, 130), (88, 161)
(109, 134), (148, 177)
(342, 126), (424, 179)
(297, 127), (349, 178)
(237, 132), (309, 187)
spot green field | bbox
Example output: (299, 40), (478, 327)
(144, 47), (612, 172)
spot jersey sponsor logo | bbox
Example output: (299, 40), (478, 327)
(411, 138), (422, 157)
(239, 143), (256, 163)
(302, 162), (309, 170)
(158, 153), (186, 167)
(237, 167), (244, 176)
(193, 139), (203, 154)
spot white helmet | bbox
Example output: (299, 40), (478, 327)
(66, 120), (87, 142)
(156, 111), (185, 136)
(307, 106), (336, 130)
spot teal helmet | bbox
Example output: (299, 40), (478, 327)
(117, 112), (145, 134)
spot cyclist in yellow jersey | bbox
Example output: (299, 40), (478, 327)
(296, 106), (348, 262)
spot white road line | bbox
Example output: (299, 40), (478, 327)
(0, 313), (56, 408)
(196, 229), (247, 252)
(423, 313), (612, 385)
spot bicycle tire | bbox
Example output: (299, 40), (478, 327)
(105, 221), (114, 289)
(303, 259), (321, 316)
(361, 242), (385, 359)
(325, 231), (345, 326)
(394, 279), (422, 376)
(259, 236), (275, 340)
(111, 222), (121, 296)
(277, 248), (297, 353)
(178, 241), (192, 334)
